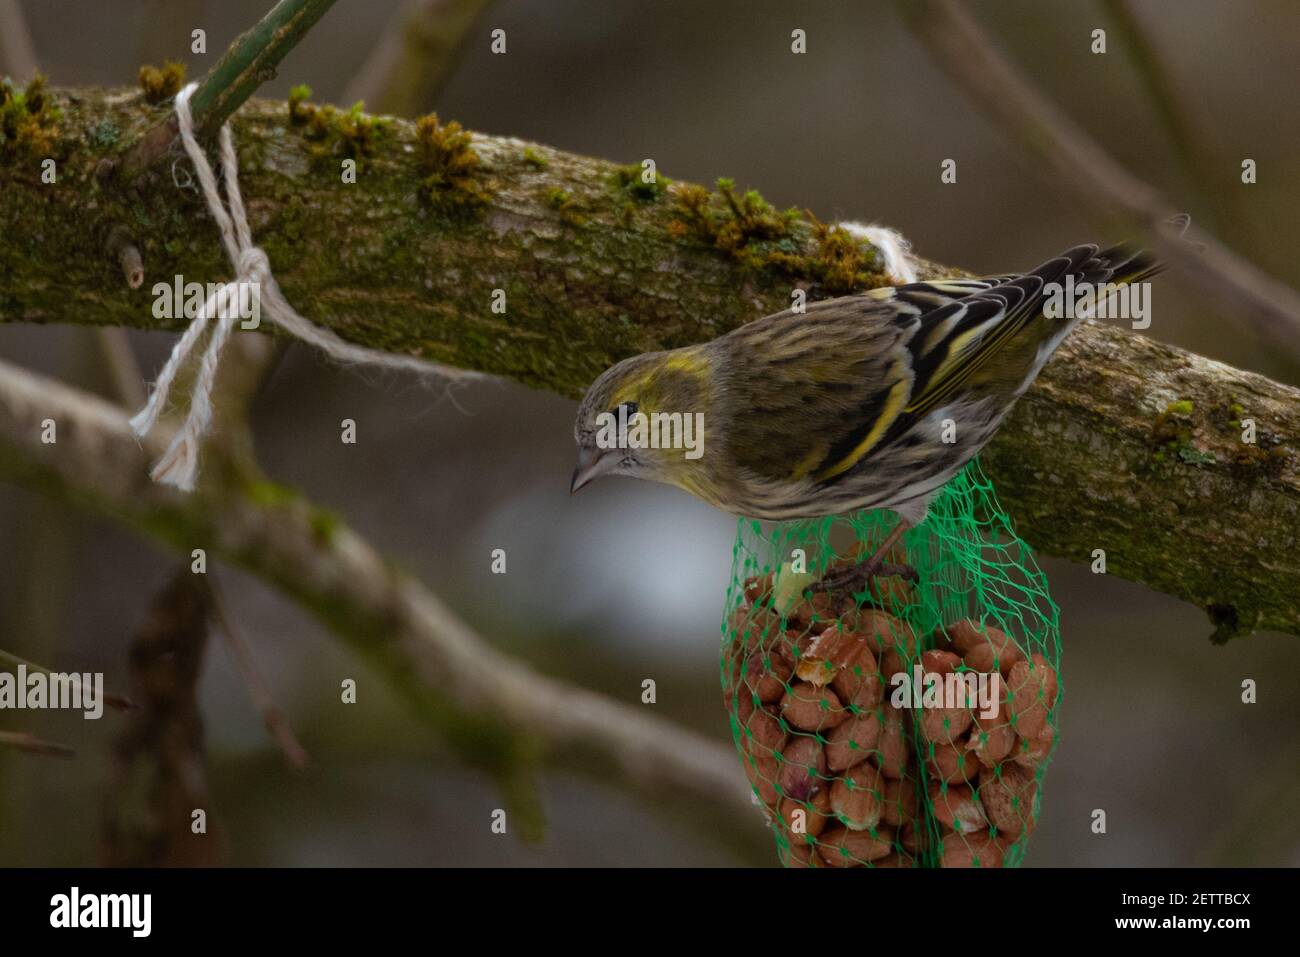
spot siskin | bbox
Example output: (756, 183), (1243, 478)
(571, 243), (1160, 575)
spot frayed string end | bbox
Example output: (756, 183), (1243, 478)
(837, 221), (920, 286)
(149, 430), (200, 491)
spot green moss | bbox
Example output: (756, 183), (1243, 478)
(0, 74), (61, 159)
(244, 479), (301, 508)
(1228, 442), (1288, 479)
(611, 162), (669, 201)
(308, 507), (341, 545)
(414, 112), (492, 213)
(521, 146), (548, 170)
(1178, 447), (1216, 466)
(1147, 399), (1215, 470)
(138, 61), (186, 105)
(287, 85), (390, 165)
(546, 187), (585, 226)
(244, 480), (344, 544)
(1224, 401), (1247, 429)
(668, 178), (884, 295)
(334, 101), (389, 159)
(288, 83), (313, 124)
(89, 118), (120, 148)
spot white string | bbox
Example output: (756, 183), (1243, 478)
(132, 82), (478, 491)
(837, 221), (920, 285)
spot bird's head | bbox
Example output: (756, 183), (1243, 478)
(571, 346), (713, 496)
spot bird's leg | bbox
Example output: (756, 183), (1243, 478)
(810, 520), (917, 597)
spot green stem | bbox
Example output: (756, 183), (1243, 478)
(119, 0), (340, 178)
(189, 0), (340, 137)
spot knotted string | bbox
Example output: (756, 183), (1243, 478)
(132, 82), (476, 490)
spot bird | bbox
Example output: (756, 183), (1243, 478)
(571, 241), (1161, 585)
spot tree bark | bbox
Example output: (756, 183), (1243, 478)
(2, 88), (1298, 638)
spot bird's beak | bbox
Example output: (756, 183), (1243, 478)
(570, 445), (615, 494)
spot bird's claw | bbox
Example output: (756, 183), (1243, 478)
(809, 556), (919, 599)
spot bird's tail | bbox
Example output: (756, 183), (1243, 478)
(1086, 243), (1163, 287)
(1017, 240), (1163, 332)
(1074, 211), (1194, 290)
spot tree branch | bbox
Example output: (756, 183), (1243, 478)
(3, 88), (1298, 637)
(0, 357), (752, 815)
(901, 0), (1300, 359)
(341, 0), (493, 116)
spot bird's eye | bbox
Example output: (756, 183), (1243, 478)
(614, 401), (638, 417)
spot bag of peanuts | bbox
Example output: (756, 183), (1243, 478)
(720, 460), (1061, 868)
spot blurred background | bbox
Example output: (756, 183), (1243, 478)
(1, 0), (1298, 866)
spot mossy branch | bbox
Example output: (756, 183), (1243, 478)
(0, 358), (751, 820)
(2, 88), (1299, 638)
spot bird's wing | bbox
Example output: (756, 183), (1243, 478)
(804, 249), (1101, 485)
(719, 244), (1159, 489)
(716, 293), (924, 485)
(900, 243), (1161, 421)
(810, 243), (1161, 484)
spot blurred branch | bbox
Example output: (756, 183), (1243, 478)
(343, 0), (493, 115)
(0, 730), (75, 759)
(0, 0), (37, 79)
(902, 0), (1300, 358)
(209, 573), (311, 772)
(132, 0), (205, 69)
(101, 568), (226, 866)
(94, 328), (146, 409)
(0, 358), (753, 817)
(5, 90), (1300, 637)
(1097, 0), (1243, 242)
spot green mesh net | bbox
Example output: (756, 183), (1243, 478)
(720, 459), (1061, 868)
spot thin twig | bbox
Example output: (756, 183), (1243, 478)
(0, 730), (75, 759)
(208, 573), (311, 771)
(116, 243), (144, 290)
(902, 0), (1300, 358)
(0, 647), (135, 711)
(119, 0), (341, 179)
(101, 569), (226, 866)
